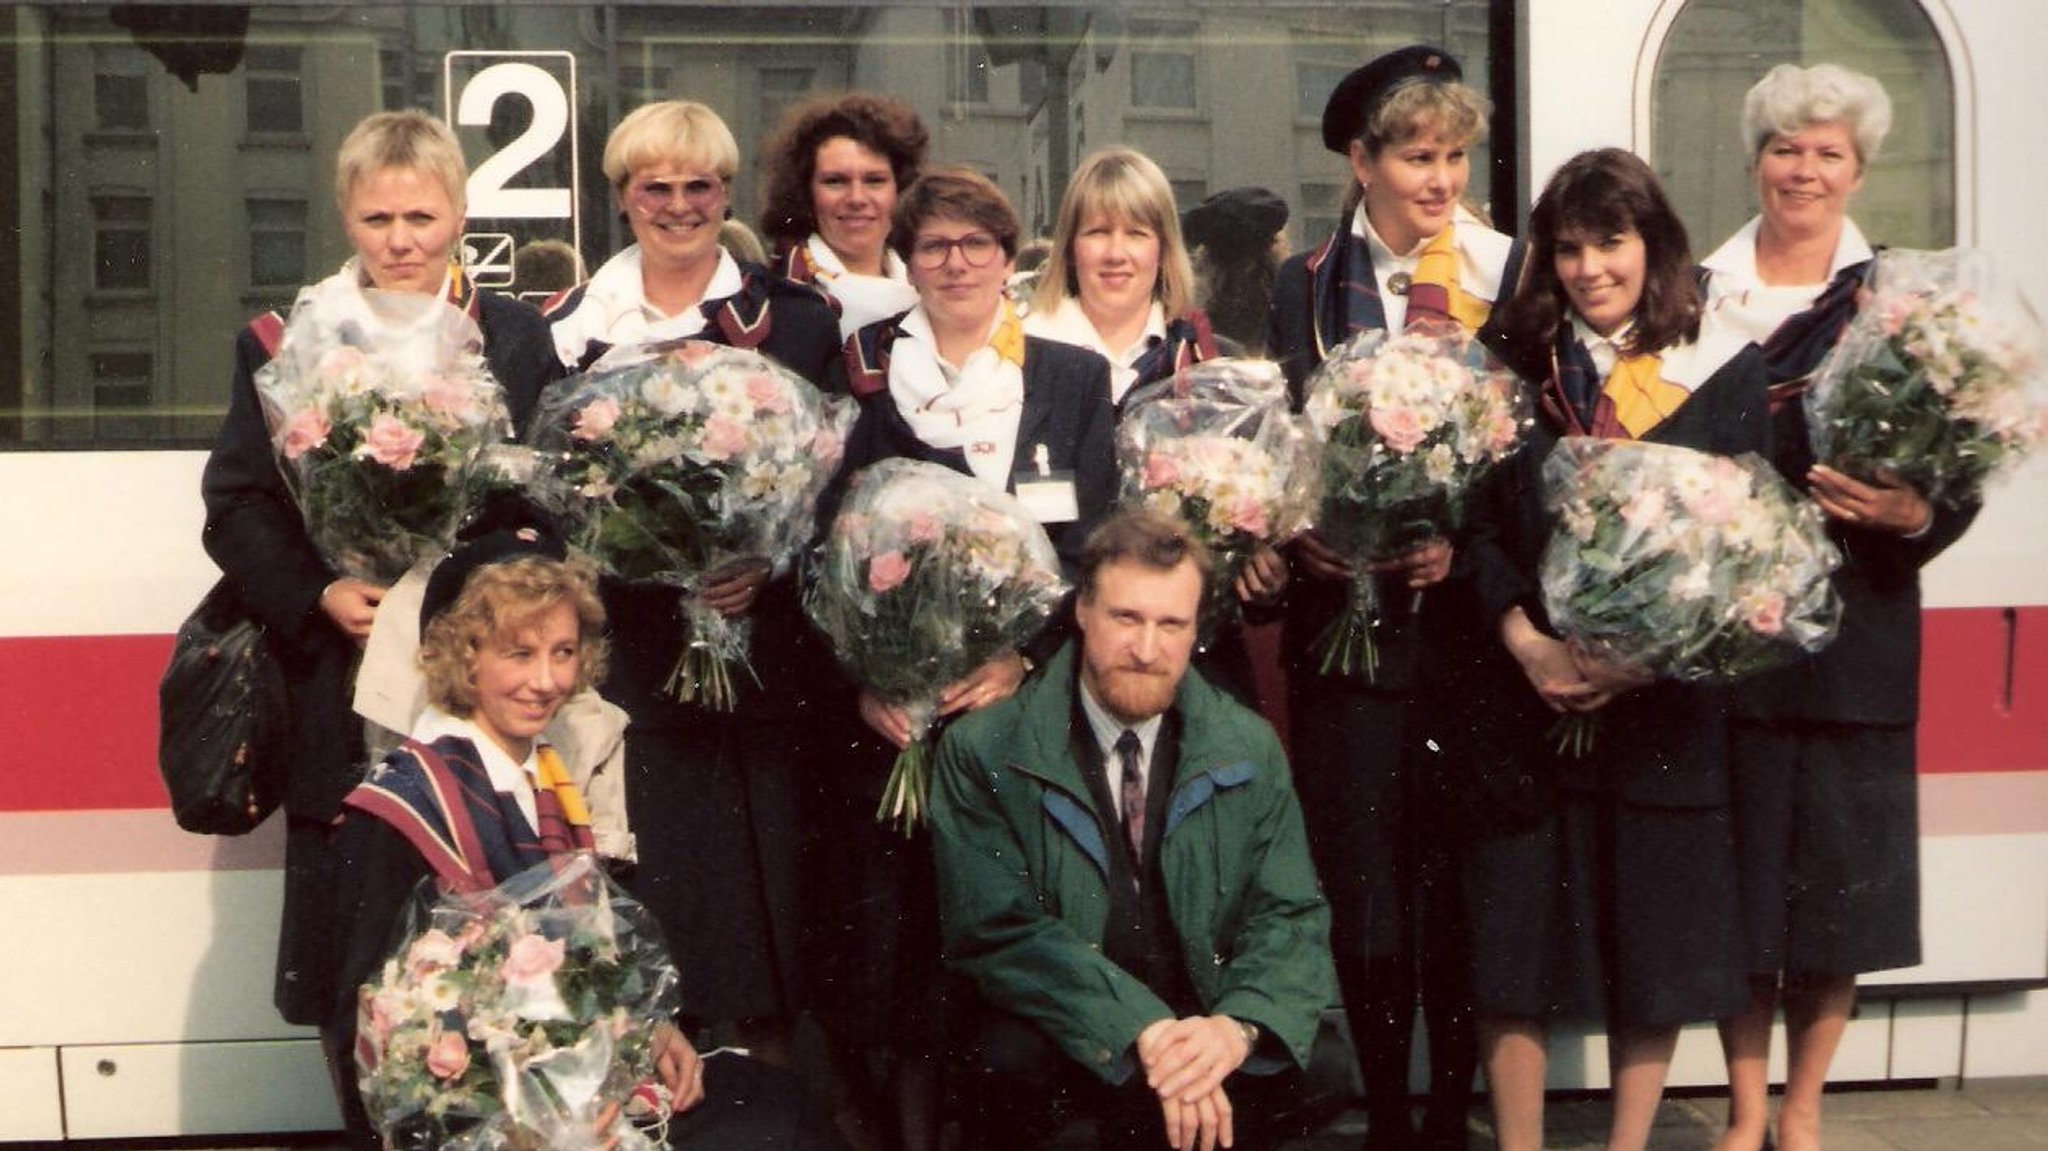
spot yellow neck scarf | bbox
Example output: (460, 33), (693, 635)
(989, 298), (1027, 368)
(1603, 353), (1688, 439)
(1408, 224), (1494, 332)
(532, 744), (593, 831)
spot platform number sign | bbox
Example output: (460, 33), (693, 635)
(442, 52), (579, 293)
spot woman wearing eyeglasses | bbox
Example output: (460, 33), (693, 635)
(544, 101), (841, 1070)
(812, 167), (1115, 1150)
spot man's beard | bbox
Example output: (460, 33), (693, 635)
(1089, 663), (1179, 725)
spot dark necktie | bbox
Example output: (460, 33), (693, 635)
(1116, 729), (1145, 876)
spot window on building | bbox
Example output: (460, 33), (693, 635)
(620, 64), (673, 108)
(945, 10), (991, 105)
(380, 48), (412, 110)
(1296, 60), (1351, 124)
(90, 352), (154, 440)
(1169, 179), (1208, 212)
(245, 44), (305, 135)
(1129, 23), (1198, 111)
(93, 45), (150, 131)
(757, 67), (815, 134)
(247, 198), (307, 288)
(1653, 0), (1953, 249)
(1299, 182), (1345, 249)
(92, 196), (152, 292)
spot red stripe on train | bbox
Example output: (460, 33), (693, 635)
(1918, 606), (2047, 774)
(0, 608), (2038, 816)
(0, 634), (174, 812)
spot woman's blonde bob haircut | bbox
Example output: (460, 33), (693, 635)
(334, 110), (468, 217)
(1741, 62), (1893, 169)
(419, 555), (609, 718)
(1033, 147), (1197, 320)
(603, 100), (740, 189)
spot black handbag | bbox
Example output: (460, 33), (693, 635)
(158, 578), (290, 834)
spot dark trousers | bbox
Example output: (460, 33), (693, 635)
(952, 1010), (1338, 1151)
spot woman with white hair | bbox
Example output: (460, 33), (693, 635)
(1699, 63), (1980, 1151)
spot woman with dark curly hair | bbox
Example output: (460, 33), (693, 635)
(758, 91), (929, 338)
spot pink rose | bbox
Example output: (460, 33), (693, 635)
(404, 928), (464, 981)
(361, 413), (426, 471)
(745, 374), (792, 414)
(699, 415), (749, 461)
(907, 513), (943, 544)
(421, 373), (475, 419)
(1229, 498), (1269, 538)
(281, 408), (331, 460)
(426, 1030), (471, 1080)
(1368, 406), (1427, 454)
(1680, 459), (1746, 525)
(1746, 591), (1787, 637)
(868, 550), (912, 594)
(316, 345), (370, 380)
(500, 933), (566, 987)
(1141, 452), (1182, 490)
(674, 340), (721, 367)
(572, 396), (622, 442)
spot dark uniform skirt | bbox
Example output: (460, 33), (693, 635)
(1466, 787), (1748, 1029)
(1728, 720), (1921, 976)
(627, 714), (805, 1023)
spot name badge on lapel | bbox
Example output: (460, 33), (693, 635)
(1012, 442), (1079, 524)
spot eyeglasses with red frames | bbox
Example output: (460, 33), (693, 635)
(627, 175), (728, 214)
(909, 231), (1004, 269)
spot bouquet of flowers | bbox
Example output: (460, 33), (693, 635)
(1300, 326), (1529, 678)
(528, 340), (852, 710)
(256, 284), (512, 584)
(806, 459), (1067, 833)
(1807, 246), (2048, 507)
(1539, 438), (1843, 754)
(355, 853), (680, 1151)
(1116, 359), (1315, 645)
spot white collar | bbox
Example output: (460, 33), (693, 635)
(1572, 314), (1749, 393)
(583, 244), (744, 322)
(553, 245), (744, 368)
(1349, 202), (1512, 304)
(1077, 677), (1164, 767)
(1024, 297), (1163, 365)
(806, 232), (907, 283)
(411, 706), (543, 827)
(1700, 215), (1872, 293)
(1571, 314), (1637, 379)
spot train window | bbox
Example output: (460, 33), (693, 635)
(0, 1), (1501, 449)
(1653, 0), (1955, 254)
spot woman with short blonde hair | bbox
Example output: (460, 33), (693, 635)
(1023, 148), (1216, 412)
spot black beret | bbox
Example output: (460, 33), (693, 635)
(1181, 187), (1290, 256)
(1320, 44), (1463, 154)
(419, 494), (568, 637)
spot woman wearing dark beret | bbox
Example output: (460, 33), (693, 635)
(1184, 186), (1290, 356)
(1268, 44), (1528, 1151)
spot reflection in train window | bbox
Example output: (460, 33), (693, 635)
(0, 2), (1499, 448)
(1653, 0), (1954, 253)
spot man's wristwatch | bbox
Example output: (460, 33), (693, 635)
(1234, 1018), (1259, 1051)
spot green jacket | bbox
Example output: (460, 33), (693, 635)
(929, 640), (1335, 1084)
